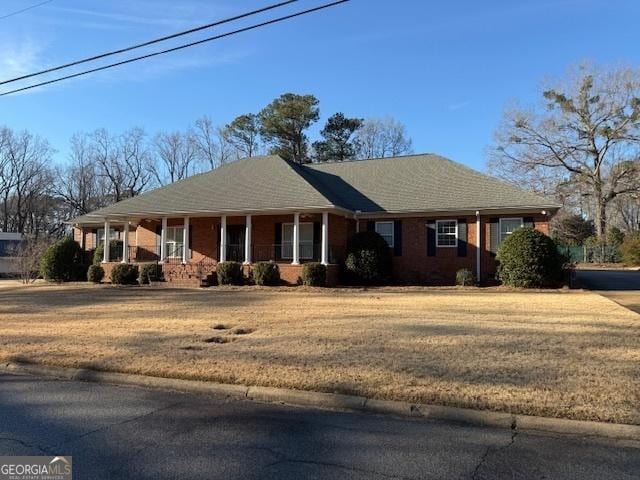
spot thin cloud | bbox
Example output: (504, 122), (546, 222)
(0, 37), (46, 79)
(448, 101), (470, 111)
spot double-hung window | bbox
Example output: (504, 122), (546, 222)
(97, 228), (120, 243)
(165, 226), (184, 258)
(282, 223), (314, 259)
(375, 221), (394, 247)
(499, 218), (523, 243)
(436, 220), (458, 247)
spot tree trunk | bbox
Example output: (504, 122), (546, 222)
(594, 195), (607, 241)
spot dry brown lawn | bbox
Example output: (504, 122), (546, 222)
(1, 283), (639, 425)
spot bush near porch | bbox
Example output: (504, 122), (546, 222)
(1, 285), (639, 425)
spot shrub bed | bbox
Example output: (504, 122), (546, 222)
(138, 263), (163, 284)
(302, 262), (327, 286)
(496, 228), (565, 288)
(344, 231), (392, 285)
(253, 262), (280, 286)
(92, 240), (123, 265)
(110, 263), (139, 285)
(620, 233), (640, 266)
(87, 264), (105, 283)
(455, 268), (474, 286)
(40, 237), (87, 282)
(217, 261), (244, 285)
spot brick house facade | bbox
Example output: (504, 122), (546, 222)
(71, 154), (559, 286)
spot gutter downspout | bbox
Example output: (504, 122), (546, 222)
(476, 211), (481, 285)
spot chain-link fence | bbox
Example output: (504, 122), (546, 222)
(558, 244), (621, 263)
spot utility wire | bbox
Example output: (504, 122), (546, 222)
(0, 0), (53, 20)
(0, 0), (349, 97)
(0, 0), (298, 86)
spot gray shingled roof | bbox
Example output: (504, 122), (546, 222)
(303, 154), (558, 213)
(72, 154), (558, 223)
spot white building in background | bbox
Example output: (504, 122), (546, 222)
(0, 232), (22, 275)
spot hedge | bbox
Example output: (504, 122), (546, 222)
(496, 228), (565, 288)
(87, 264), (105, 283)
(217, 261), (244, 285)
(110, 263), (139, 285)
(40, 237), (87, 282)
(253, 262), (280, 286)
(343, 231), (392, 285)
(302, 262), (326, 286)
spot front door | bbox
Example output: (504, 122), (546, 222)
(226, 225), (245, 262)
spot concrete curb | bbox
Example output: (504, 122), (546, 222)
(2, 362), (638, 441)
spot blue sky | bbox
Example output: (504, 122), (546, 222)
(1, 0), (639, 170)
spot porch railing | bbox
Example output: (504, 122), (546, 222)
(104, 243), (347, 265)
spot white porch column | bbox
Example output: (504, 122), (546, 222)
(121, 219), (129, 263)
(476, 211), (481, 283)
(321, 212), (329, 265)
(102, 220), (110, 263)
(160, 217), (167, 263)
(292, 212), (300, 265)
(182, 217), (189, 264)
(244, 215), (252, 264)
(220, 215), (227, 262)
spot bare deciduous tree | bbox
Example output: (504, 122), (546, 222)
(490, 64), (640, 238)
(91, 128), (152, 202)
(355, 117), (413, 159)
(192, 116), (236, 170)
(55, 133), (110, 217)
(8, 235), (51, 284)
(151, 131), (198, 185)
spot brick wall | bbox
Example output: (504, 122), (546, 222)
(76, 212), (550, 286)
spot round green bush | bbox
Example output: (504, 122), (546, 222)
(455, 268), (474, 286)
(344, 231), (392, 285)
(138, 263), (163, 284)
(216, 261), (244, 285)
(302, 262), (326, 286)
(40, 236), (87, 282)
(496, 228), (565, 288)
(92, 240), (123, 265)
(253, 262), (280, 286)
(620, 232), (640, 266)
(110, 263), (139, 285)
(87, 264), (105, 283)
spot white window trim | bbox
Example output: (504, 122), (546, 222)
(499, 217), (524, 243)
(436, 219), (458, 248)
(165, 226), (184, 259)
(282, 222), (314, 260)
(375, 221), (394, 247)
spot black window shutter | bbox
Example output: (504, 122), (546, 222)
(367, 221), (375, 232)
(489, 218), (499, 256)
(393, 220), (402, 256)
(524, 217), (535, 229)
(457, 219), (467, 257)
(274, 222), (282, 261)
(313, 222), (321, 261)
(426, 221), (436, 257)
(188, 224), (193, 259)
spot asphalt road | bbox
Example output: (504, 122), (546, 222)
(576, 268), (640, 291)
(1, 374), (639, 479)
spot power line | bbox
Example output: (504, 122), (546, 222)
(0, 0), (349, 97)
(0, 0), (299, 86)
(0, 0), (53, 20)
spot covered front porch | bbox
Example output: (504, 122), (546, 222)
(89, 211), (351, 285)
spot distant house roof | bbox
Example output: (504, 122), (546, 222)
(71, 154), (559, 223)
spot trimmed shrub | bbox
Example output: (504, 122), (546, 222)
(40, 236), (87, 282)
(620, 232), (640, 266)
(344, 231), (392, 285)
(110, 263), (139, 285)
(607, 227), (625, 247)
(138, 263), (163, 284)
(455, 268), (474, 286)
(92, 240), (123, 265)
(253, 262), (280, 286)
(216, 261), (244, 285)
(302, 262), (327, 286)
(87, 264), (105, 283)
(496, 228), (565, 288)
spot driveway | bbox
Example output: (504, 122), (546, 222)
(576, 269), (640, 314)
(0, 373), (638, 480)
